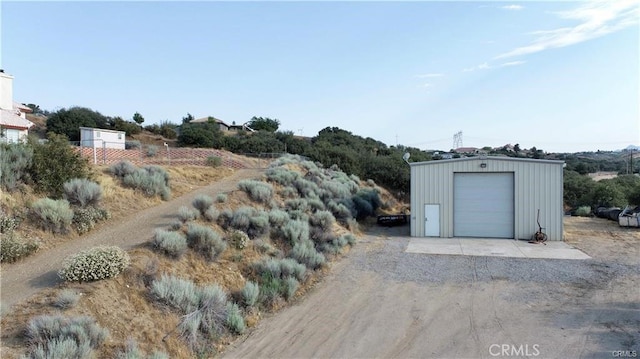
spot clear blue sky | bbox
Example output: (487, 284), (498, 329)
(1, 1), (638, 153)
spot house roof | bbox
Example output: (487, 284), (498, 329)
(0, 109), (34, 129)
(79, 126), (125, 135)
(13, 102), (32, 113)
(454, 147), (479, 153)
(191, 116), (229, 127)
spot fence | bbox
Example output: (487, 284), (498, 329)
(73, 140), (258, 169)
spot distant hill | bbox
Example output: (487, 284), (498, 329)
(624, 145), (640, 151)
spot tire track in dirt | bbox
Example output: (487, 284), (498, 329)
(0, 168), (263, 311)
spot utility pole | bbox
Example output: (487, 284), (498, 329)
(631, 149), (635, 174)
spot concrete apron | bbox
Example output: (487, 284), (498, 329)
(405, 237), (591, 260)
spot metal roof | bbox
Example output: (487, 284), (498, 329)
(409, 156), (565, 167)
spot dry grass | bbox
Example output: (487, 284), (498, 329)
(1, 161), (397, 359)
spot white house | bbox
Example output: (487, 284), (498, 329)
(0, 70), (34, 143)
(80, 127), (126, 149)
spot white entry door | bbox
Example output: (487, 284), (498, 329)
(424, 204), (440, 237)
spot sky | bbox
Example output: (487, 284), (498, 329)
(1, 0), (638, 153)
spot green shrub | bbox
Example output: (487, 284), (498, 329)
(252, 258), (306, 282)
(258, 274), (283, 307)
(253, 239), (280, 256)
(228, 207), (253, 231)
(0, 232), (40, 263)
(72, 207), (110, 234)
(125, 140), (141, 149)
(151, 276), (229, 351)
(241, 281), (260, 307)
(228, 230), (249, 250)
(278, 258), (307, 281)
(31, 198), (74, 234)
(341, 233), (356, 246)
(268, 209), (289, 227)
(225, 302), (245, 334)
(194, 284), (228, 336)
(248, 211), (270, 239)
(352, 189), (382, 219)
(186, 223), (227, 261)
(122, 168), (171, 200)
(29, 133), (92, 198)
(109, 161), (137, 178)
(293, 178), (320, 199)
(575, 206), (592, 217)
(310, 210), (335, 231)
(215, 193), (227, 203)
(63, 178), (102, 208)
(152, 229), (187, 258)
(283, 277), (299, 301)
(0, 142), (33, 192)
(279, 186), (298, 198)
(53, 289), (80, 309)
(203, 207), (219, 222)
(307, 197), (326, 211)
(285, 198), (308, 212)
(290, 240), (325, 269)
(327, 201), (354, 223)
(207, 156), (222, 167)
(170, 220), (183, 231)
(265, 167), (299, 186)
(192, 195), (213, 216)
(146, 145), (158, 157)
(178, 206), (199, 223)
(116, 338), (170, 359)
(150, 275), (200, 313)
(238, 180), (274, 203)
(0, 210), (19, 233)
(25, 315), (108, 359)
(282, 220), (309, 245)
(58, 246), (130, 282)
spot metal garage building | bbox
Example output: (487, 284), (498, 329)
(410, 156), (565, 241)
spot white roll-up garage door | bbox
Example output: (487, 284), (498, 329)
(453, 172), (514, 238)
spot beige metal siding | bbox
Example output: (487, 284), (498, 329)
(410, 157), (564, 240)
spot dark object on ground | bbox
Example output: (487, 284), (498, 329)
(595, 207), (621, 219)
(377, 215), (408, 227)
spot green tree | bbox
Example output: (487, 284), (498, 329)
(25, 103), (42, 115)
(133, 112), (144, 125)
(563, 170), (596, 208)
(591, 180), (626, 207)
(46, 107), (109, 142)
(248, 117), (280, 132)
(182, 113), (195, 124)
(29, 133), (92, 198)
(178, 122), (223, 148)
(110, 117), (141, 136)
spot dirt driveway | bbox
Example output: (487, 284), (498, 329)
(223, 218), (640, 359)
(0, 168), (263, 312)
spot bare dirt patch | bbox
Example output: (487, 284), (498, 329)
(222, 218), (640, 359)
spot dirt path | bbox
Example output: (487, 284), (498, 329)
(222, 224), (640, 359)
(0, 168), (263, 312)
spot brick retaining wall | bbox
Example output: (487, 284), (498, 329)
(76, 147), (249, 169)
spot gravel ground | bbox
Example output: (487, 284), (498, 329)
(356, 236), (640, 286)
(224, 225), (640, 359)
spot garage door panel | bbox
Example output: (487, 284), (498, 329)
(454, 173), (514, 238)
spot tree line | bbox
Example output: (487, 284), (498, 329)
(37, 106), (640, 206)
